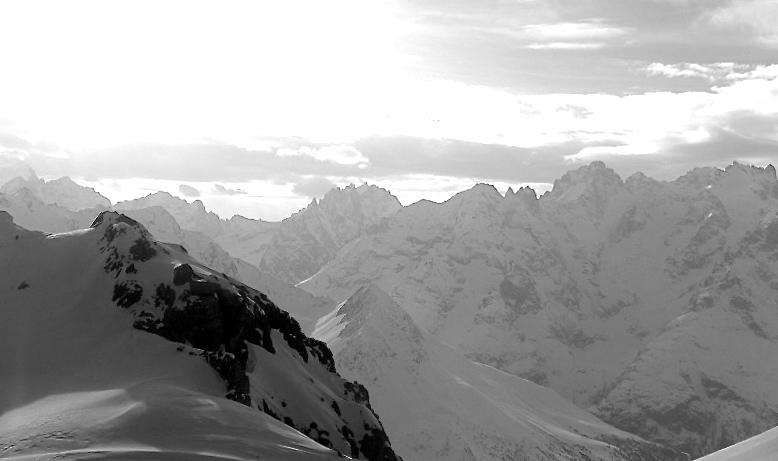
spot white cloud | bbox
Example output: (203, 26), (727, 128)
(292, 176), (338, 199)
(521, 22), (628, 40)
(525, 42), (606, 50)
(645, 62), (774, 82)
(276, 145), (370, 166)
(707, 0), (778, 46)
(212, 184), (248, 196)
(518, 22), (628, 51)
(178, 184), (200, 198)
(565, 71), (778, 162)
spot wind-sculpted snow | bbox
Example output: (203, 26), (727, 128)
(0, 211), (400, 461)
(300, 161), (778, 458)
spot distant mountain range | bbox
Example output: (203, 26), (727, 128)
(296, 161), (778, 458)
(2, 161), (777, 459)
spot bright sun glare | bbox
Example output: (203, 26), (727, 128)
(0, 0), (411, 148)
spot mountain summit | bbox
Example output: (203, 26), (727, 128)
(259, 184), (402, 284)
(0, 211), (400, 460)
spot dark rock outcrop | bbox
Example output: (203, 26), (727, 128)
(91, 211), (400, 461)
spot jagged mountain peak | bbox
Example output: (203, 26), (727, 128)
(259, 184), (402, 285)
(90, 210), (149, 234)
(724, 161), (777, 179)
(672, 162), (778, 203)
(506, 185), (541, 214)
(314, 284), (425, 360)
(317, 183), (402, 213)
(435, 183), (504, 215)
(544, 161), (624, 203)
(457, 182), (502, 200)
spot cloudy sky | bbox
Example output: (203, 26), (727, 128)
(1, 0), (776, 220)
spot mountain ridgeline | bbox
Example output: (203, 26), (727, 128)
(3, 161), (778, 459)
(298, 162), (778, 458)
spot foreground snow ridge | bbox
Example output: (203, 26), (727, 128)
(698, 425), (778, 461)
(0, 211), (400, 461)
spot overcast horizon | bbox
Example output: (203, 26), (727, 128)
(1, 0), (777, 220)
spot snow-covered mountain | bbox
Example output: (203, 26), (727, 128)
(310, 284), (684, 461)
(698, 425), (778, 461)
(114, 187), (401, 280)
(299, 161), (778, 457)
(594, 203), (778, 456)
(1, 171), (111, 210)
(1, 188), (336, 337)
(259, 184), (402, 285)
(106, 206), (337, 335)
(0, 211), (400, 460)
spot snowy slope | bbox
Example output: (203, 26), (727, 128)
(0, 211), (400, 461)
(311, 284), (685, 461)
(697, 425), (778, 461)
(300, 162), (778, 457)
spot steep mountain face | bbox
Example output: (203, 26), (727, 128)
(299, 162), (778, 457)
(0, 191), (335, 337)
(594, 207), (778, 456)
(1, 172), (111, 210)
(258, 184), (402, 285)
(114, 207), (336, 335)
(310, 284), (684, 461)
(0, 211), (400, 461)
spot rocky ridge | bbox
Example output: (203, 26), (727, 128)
(2, 210), (400, 461)
(94, 211), (401, 460)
